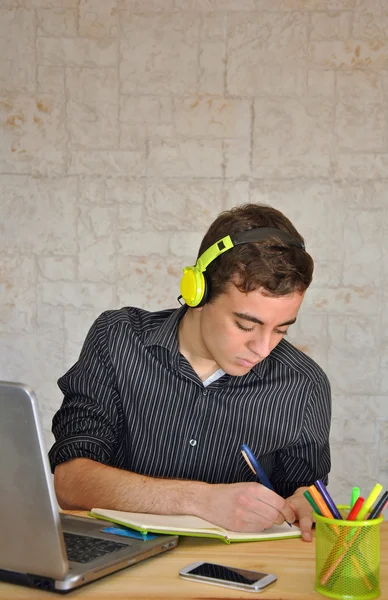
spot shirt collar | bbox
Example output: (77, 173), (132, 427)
(250, 358), (268, 379)
(144, 305), (187, 357)
(144, 304), (269, 380)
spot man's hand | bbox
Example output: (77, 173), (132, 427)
(198, 482), (296, 533)
(286, 487), (313, 542)
(54, 459), (302, 536)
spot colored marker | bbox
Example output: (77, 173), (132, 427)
(350, 486), (360, 509)
(321, 488), (381, 589)
(314, 480), (342, 520)
(303, 490), (322, 516)
(308, 484), (335, 520)
(320, 524), (376, 590)
(351, 555), (374, 592)
(356, 483), (383, 521)
(346, 496), (364, 521)
(320, 527), (362, 585)
(368, 490), (388, 520)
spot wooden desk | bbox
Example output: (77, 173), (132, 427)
(1, 520), (386, 599)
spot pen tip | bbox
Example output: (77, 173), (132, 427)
(241, 450), (256, 475)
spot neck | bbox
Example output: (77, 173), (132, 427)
(178, 308), (219, 381)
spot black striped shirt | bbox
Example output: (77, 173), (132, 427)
(49, 305), (331, 498)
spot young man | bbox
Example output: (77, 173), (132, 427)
(49, 203), (331, 542)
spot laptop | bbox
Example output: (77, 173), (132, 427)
(0, 381), (179, 593)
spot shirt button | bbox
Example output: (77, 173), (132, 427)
(202, 390), (208, 396)
(189, 439), (197, 447)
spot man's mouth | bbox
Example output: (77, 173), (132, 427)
(237, 358), (257, 368)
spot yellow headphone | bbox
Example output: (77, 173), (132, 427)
(179, 227), (305, 308)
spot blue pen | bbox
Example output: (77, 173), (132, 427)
(241, 444), (274, 490)
(241, 443), (292, 527)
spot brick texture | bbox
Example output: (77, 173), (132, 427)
(1, 0), (387, 502)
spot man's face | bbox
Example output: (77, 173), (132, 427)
(197, 284), (304, 376)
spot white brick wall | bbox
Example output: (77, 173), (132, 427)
(1, 0), (387, 504)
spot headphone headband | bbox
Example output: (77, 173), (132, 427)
(179, 227), (305, 307)
(196, 227), (304, 273)
(232, 227), (305, 249)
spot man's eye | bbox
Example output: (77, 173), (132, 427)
(276, 329), (288, 336)
(235, 321), (254, 332)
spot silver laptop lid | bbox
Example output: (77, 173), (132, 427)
(0, 382), (68, 580)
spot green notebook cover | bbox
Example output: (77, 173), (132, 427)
(89, 508), (301, 544)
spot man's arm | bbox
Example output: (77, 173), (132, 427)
(281, 372), (332, 541)
(51, 311), (296, 533)
(54, 457), (296, 533)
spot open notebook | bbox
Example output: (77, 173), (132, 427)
(89, 509), (301, 544)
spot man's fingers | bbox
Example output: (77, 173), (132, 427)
(297, 514), (313, 542)
(241, 511), (275, 532)
(279, 503), (297, 525)
(254, 488), (296, 526)
(269, 504), (296, 526)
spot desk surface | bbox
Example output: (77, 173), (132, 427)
(1, 517), (386, 599)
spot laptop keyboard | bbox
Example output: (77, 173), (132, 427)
(63, 532), (128, 564)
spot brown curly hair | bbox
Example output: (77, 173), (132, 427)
(197, 203), (314, 300)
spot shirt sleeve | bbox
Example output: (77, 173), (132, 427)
(270, 370), (332, 498)
(48, 312), (123, 472)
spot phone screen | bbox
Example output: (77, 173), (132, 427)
(188, 563), (269, 585)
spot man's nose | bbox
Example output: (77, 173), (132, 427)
(247, 334), (273, 360)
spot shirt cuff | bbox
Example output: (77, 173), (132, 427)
(48, 436), (113, 473)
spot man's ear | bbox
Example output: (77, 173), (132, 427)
(192, 305), (204, 312)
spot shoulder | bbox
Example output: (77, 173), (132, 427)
(92, 306), (177, 341)
(82, 306), (183, 359)
(269, 338), (329, 389)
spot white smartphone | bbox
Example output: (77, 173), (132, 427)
(179, 561), (277, 592)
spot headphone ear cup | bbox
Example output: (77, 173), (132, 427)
(180, 266), (207, 307)
(195, 272), (211, 307)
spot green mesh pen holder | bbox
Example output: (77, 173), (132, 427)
(314, 506), (383, 600)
